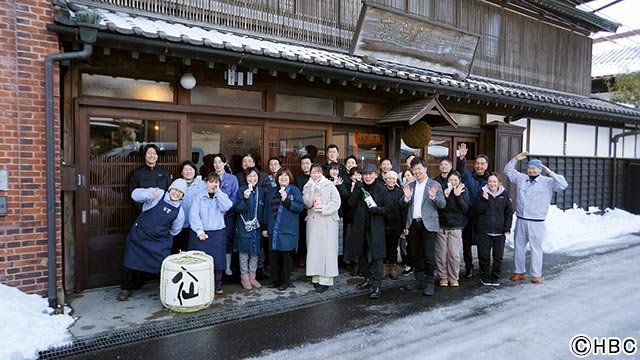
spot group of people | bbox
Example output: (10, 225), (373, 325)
(117, 141), (567, 302)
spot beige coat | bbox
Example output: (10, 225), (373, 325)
(303, 176), (341, 278)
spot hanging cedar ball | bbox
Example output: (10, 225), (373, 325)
(402, 121), (432, 148)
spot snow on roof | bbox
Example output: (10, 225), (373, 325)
(53, 5), (640, 120)
(592, 35), (640, 77)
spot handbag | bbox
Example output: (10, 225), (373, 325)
(240, 189), (260, 232)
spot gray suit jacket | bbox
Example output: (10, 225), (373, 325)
(401, 178), (446, 232)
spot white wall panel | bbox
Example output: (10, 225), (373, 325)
(511, 119), (528, 152)
(529, 119), (564, 155)
(566, 124), (595, 156)
(623, 132), (636, 158)
(596, 127), (610, 158)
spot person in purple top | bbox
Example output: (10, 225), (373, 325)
(213, 153), (239, 276)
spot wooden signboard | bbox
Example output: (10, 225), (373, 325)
(350, 3), (480, 78)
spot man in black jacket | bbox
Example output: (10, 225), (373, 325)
(129, 144), (173, 213)
(455, 143), (490, 279)
(349, 163), (390, 299)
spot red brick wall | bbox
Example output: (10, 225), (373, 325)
(0, 1), (61, 295)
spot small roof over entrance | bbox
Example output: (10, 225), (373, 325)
(378, 96), (459, 128)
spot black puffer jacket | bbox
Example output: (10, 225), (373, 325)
(475, 186), (514, 235)
(438, 189), (470, 229)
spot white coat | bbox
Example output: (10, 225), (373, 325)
(303, 176), (341, 278)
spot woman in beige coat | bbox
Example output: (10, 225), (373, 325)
(303, 163), (342, 293)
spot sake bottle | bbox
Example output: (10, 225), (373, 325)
(361, 187), (377, 208)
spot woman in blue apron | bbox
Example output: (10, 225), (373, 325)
(118, 179), (186, 301)
(189, 172), (234, 295)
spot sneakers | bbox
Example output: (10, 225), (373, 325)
(215, 286), (224, 295)
(511, 273), (526, 281)
(439, 279), (448, 287)
(531, 277), (542, 284)
(369, 286), (381, 299)
(116, 290), (131, 301)
(402, 265), (414, 276)
(449, 280), (459, 287)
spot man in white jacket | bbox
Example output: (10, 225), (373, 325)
(504, 151), (568, 284)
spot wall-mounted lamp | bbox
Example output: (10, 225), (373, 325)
(180, 73), (196, 90)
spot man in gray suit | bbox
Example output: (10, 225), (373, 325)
(400, 157), (446, 296)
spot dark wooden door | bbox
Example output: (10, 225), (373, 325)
(75, 107), (185, 291)
(625, 162), (640, 215)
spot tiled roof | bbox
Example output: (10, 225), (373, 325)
(592, 35), (640, 77)
(53, 5), (640, 122)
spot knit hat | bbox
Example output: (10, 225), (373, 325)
(527, 159), (543, 170)
(384, 170), (398, 179)
(169, 178), (187, 194)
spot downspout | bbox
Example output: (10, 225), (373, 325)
(610, 129), (640, 209)
(45, 24), (95, 309)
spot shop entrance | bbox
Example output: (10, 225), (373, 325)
(74, 107), (186, 291)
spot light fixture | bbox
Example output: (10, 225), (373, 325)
(180, 73), (196, 90)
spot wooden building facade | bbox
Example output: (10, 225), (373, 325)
(1, 0), (639, 298)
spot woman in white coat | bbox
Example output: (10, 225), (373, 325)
(303, 163), (341, 293)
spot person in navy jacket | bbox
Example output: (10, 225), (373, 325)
(262, 167), (304, 291)
(118, 179), (186, 301)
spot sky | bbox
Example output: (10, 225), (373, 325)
(2, 205), (640, 359)
(579, 0), (640, 42)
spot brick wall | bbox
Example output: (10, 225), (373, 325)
(0, 1), (61, 295)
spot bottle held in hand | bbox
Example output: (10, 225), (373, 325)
(361, 187), (377, 208)
(313, 187), (323, 209)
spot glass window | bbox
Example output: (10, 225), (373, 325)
(451, 112), (481, 127)
(268, 128), (325, 174)
(333, 130), (385, 168)
(427, 137), (451, 177)
(275, 94), (334, 115)
(89, 117), (179, 236)
(82, 74), (174, 102)
(344, 101), (391, 119)
(191, 86), (263, 110)
(90, 118), (178, 157)
(192, 123), (263, 174)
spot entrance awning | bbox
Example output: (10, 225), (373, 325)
(378, 96), (459, 128)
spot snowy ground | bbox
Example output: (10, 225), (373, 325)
(1, 206), (639, 360)
(252, 241), (640, 360)
(0, 286), (75, 360)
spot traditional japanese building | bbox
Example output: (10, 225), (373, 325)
(1, 0), (639, 302)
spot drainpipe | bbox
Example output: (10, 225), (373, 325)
(611, 129), (640, 209)
(45, 24), (96, 310)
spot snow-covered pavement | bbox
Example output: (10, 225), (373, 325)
(253, 240), (640, 360)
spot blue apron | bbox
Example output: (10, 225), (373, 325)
(123, 194), (180, 274)
(188, 229), (226, 270)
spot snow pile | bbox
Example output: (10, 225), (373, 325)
(0, 284), (75, 360)
(252, 241), (640, 360)
(506, 205), (640, 255)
